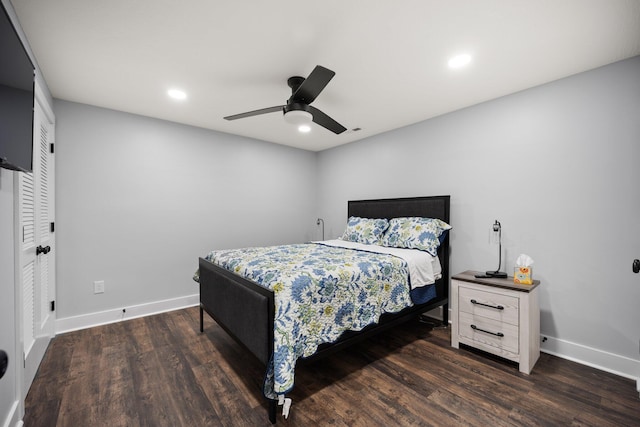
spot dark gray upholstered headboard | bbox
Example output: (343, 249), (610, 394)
(348, 195), (450, 223)
(347, 195), (451, 299)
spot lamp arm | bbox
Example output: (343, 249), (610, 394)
(316, 218), (325, 241)
(496, 228), (502, 272)
(486, 220), (507, 278)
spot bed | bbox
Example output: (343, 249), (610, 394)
(197, 195), (450, 423)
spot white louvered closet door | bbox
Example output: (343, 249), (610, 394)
(18, 171), (36, 357)
(16, 86), (55, 398)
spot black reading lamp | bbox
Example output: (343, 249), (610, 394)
(486, 220), (508, 278)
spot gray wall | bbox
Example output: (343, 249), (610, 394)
(317, 56), (640, 361)
(54, 101), (318, 319)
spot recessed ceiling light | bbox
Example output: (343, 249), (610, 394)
(448, 54), (472, 69)
(168, 89), (187, 100)
(298, 124), (311, 133)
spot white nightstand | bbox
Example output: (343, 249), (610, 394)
(451, 270), (541, 374)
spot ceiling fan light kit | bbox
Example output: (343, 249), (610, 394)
(283, 109), (312, 125)
(224, 65), (347, 135)
(283, 105), (313, 133)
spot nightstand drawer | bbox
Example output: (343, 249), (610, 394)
(459, 286), (519, 326)
(459, 311), (519, 354)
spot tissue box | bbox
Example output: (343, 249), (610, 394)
(514, 267), (533, 285)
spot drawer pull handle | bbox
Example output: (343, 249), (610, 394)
(470, 299), (504, 310)
(470, 324), (504, 337)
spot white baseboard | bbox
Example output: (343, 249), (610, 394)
(540, 335), (640, 390)
(55, 294), (199, 334)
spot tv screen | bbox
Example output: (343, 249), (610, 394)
(0, 3), (35, 173)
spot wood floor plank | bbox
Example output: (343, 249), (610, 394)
(192, 361), (268, 427)
(121, 316), (155, 355)
(129, 348), (187, 427)
(96, 342), (140, 426)
(24, 307), (640, 426)
(54, 328), (105, 425)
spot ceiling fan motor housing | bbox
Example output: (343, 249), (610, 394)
(287, 76), (305, 92)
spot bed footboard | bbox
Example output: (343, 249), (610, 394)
(198, 257), (274, 366)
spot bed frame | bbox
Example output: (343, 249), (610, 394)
(198, 195), (450, 423)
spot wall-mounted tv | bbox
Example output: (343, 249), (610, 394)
(0, 3), (35, 173)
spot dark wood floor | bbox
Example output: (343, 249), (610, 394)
(24, 307), (640, 426)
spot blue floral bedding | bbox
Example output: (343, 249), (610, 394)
(202, 242), (420, 398)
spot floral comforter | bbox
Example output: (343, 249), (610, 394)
(203, 242), (418, 398)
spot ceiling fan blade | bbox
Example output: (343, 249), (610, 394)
(290, 65), (335, 104)
(308, 106), (346, 134)
(224, 106), (284, 121)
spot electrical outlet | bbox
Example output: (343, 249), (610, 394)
(94, 280), (105, 294)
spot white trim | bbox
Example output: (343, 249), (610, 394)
(55, 294), (199, 334)
(34, 82), (55, 124)
(1, 400), (21, 427)
(540, 335), (640, 386)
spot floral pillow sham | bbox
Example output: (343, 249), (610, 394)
(380, 217), (451, 256)
(340, 216), (389, 245)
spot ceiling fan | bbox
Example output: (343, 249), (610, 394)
(223, 65), (347, 134)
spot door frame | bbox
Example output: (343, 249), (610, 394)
(13, 81), (56, 415)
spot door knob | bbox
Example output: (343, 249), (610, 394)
(36, 245), (51, 255)
(634, 259), (640, 274)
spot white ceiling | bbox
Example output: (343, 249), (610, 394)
(12, 0), (640, 152)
